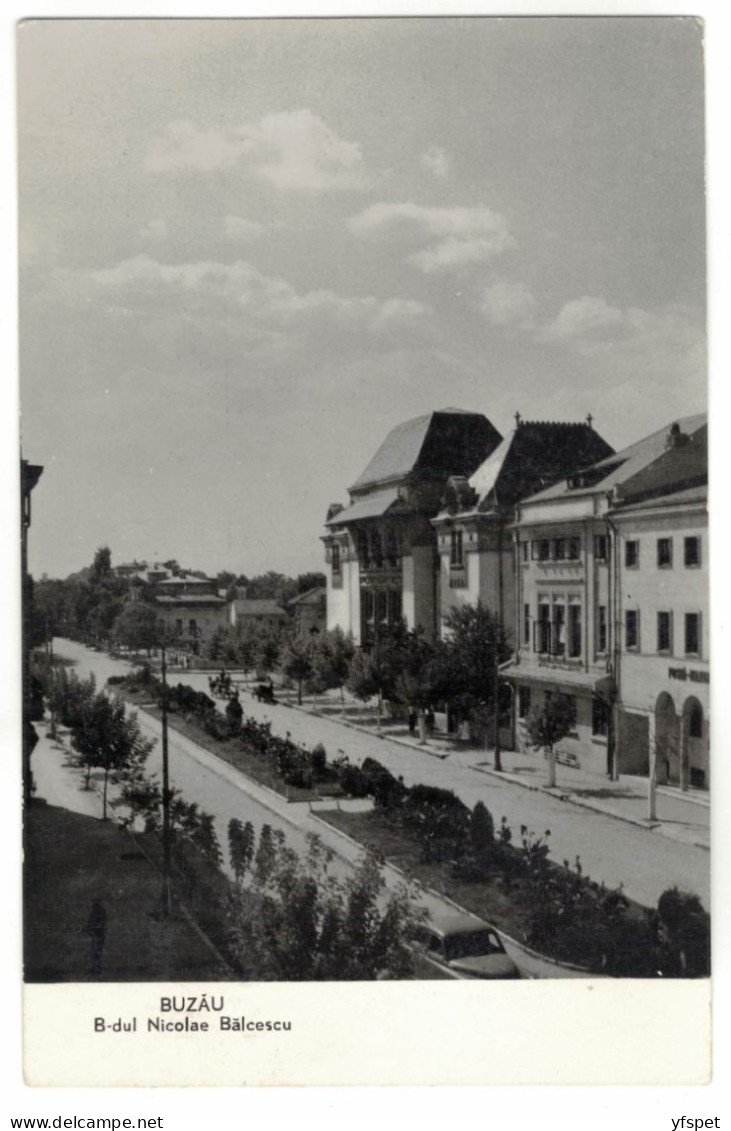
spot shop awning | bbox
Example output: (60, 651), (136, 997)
(325, 487), (405, 526)
(501, 663), (615, 697)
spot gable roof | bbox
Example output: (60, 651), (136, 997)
(350, 408), (502, 491)
(288, 586), (327, 607)
(231, 599), (288, 617)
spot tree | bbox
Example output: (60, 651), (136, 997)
(309, 629), (355, 714)
(228, 819), (256, 886)
(440, 603), (511, 744)
(281, 635), (314, 705)
(112, 601), (161, 656)
(296, 572), (326, 594)
(228, 831), (425, 980)
(470, 800), (495, 866)
(70, 688), (154, 818)
(90, 546), (112, 585)
(525, 693), (576, 788)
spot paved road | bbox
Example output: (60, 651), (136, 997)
(56, 640), (710, 910)
(48, 639), (594, 979)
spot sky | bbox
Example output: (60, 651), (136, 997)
(18, 16), (707, 581)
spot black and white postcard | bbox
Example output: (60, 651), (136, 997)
(16, 15), (713, 1087)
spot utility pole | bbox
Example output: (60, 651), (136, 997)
(160, 636), (172, 916)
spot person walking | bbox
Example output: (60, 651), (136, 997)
(83, 898), (108, 977)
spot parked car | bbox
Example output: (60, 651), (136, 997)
(410, 913), (521, 980)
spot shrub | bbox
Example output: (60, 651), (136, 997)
(657, 887), (710, 977)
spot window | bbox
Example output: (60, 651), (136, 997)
(536, 602), (551, 653)
(657, 538), (673, 568)
(689, 706), (703, 739)
(553, 538), (566, 560)
(568, 603), (582, 658)
(625, 609), (639, 650)
(685, 613), (700, 656)
(188, 619), (198, 635)
(523, 603), (530, 647)
(358, 530), (369, 569)
(568, 537), (581, 561)
(597, 605), (608, 653)
(538, 539), (551, 562)
(657, 611), (671, 653)
(592, 697), (610, 737)
(625, 540), (639, 568)
(684, 536), (701, 567)
(531, 540), (540, 560)
(450, 530), (464, 568)
(552, 602), (566, 656)
(176, 618), (183, 634)
(595, 535), (608, 561)
(522, 541), (529, 563)
(331, 543), (341, 574)
(518, 686), (531, 719)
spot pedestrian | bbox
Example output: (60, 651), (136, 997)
(83, 898), (107, 977)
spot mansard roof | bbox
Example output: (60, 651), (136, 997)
(437, 420), (614, 517)
(525, 413), (707, 506)
(350, 408), (502, 492)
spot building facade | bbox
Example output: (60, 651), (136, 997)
(323, 409), (502, 644)
(504, 415), (708, 788)
(432, 418), (614, 642)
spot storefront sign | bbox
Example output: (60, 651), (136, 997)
(668, 666), (709, 684)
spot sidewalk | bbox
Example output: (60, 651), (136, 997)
(283, 690), (710, 852)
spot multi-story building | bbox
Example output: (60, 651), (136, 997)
(504, 414), (707, 788)
(128, 563), (227, 653)
(611, 479), (708, 789)
(432, 417), (613, 638)
(288, 585), (327, 636)
(323, 409), (502, 644)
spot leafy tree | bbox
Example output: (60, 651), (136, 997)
(281, 634), (314, 705)
(112, 601), (161, 656)
(254, 627), (281, 678)
(440, 602), (511, 742)
(525, 693), (576, 788)
(657, 887), (711, 977)
(296, 572), (326, 594)
(311, 629), (355, 713)
(70, 688), (154, 818)
(228, 819), (256, 885)
(90, 546), (112, 585)
(228, 831), (425, 980)
(470, 801), (495, 865)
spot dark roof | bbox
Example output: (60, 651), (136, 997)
(350, 409), (502, 491)
(154, 595), (225, 607)
(231, 599), (288, 617)
(526, 414), (707, 505)
(467, 422), (614, 511)
(288, 586), (327, 607)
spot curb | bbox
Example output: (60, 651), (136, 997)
(308, 810), (595, 978)
(469, 762), (711, 851)
(285, 700), (453, 760)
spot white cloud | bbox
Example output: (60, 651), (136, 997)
(349, 201), (514, 274)
(87, 254), (427, 336)
(223, 215), (265, 242)
(541, 295), (706, 388)
(543, 295), (626, 342)
(421, 145), (450, 178)
(349, 202), (509, 238)
(146, 110), (365, 192)
(482, 280), (536, 327)
(146, 120), (251, 172)
(411, 237), (509, 274)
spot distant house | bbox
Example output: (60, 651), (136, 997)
(288, 586), (327, 636)
(228, 598), (289, 632)
(126, 562), (227, 653)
